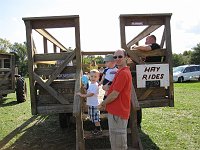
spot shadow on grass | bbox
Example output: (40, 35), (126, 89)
(0, 116), (38, 149)
(0, 97), (18, 107)
(139, 129), (160, 150)
(0, 114), (76, 150)
(0, 114), (159, 150)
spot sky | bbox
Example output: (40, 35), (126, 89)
(1, 0), (200, 54)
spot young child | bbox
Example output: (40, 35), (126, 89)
(77, 69), (102, 135)
(99, 54), (118, 99)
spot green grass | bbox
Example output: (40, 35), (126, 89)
(0, 78), (32, 147)
(141, 81), (200, 150)
(0, 79), (199, 150)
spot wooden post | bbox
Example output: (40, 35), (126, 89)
(74, 17), (85, 150)
(24, 20), (37, 115)
(43, 37), (48, 53)
(165, 15), (174, 107)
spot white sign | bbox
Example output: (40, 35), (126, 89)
(136, 64), (169, 88)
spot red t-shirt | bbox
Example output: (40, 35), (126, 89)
(106, 66), (132, 119)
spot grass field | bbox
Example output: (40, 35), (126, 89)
(0, 79), (199, 150)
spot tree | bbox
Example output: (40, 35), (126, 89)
(95, 56), (104, 64)
(182, 50), (192, 64)
(10, 42), (28, 76)
(172, 53), (185, 67)
(0, 38), (12, 53)
(191, 43), (200, 64)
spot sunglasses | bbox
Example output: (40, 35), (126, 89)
(113, 55), (123, 59)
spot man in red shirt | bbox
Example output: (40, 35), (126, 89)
(99, 49), (132, 150)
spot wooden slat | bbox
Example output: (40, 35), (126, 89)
(160, 27), (166, 48)
(0, 89), (15, 95)
(34, 52), (74, 62)
(130, 84), (143, 149)
(120, 14), (172, 26)
(139, 98), (170, 108)
(0, 79), (10, 85)
(36, 79), (75, 95)
(165, 16), (174, 107)
(139, 88), (154, 100)
(84, 129), (136, 140)
(34, 73), (70, 104)
(127, 25), (161, 48)
(0, 72), (11, 87)
(37, 104), (73, 114)
(131, 85), (140, 110)
(0, 54), (12, 59)
(35, 29), (67, 51)
(0, 68), (11, 71)
(45, 51), (75, 86)
(11, 55), (15, 90)
(84, 130), (110, 139)
(35, 66), (76, 76)
(37, 94), (74, 104)
(43, 37), (48, 53)
(82, 51), (114, 55)
(129, 49), (166, 57)
(24, 20), (37, 115)
(136, 87), (166, 100)
(120, 16), (128, 50)
(0, 85), (12, 91)
(22, 15), (79, 29)
(126, 49), (144, 64)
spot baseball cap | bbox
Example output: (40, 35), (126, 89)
(104, 54), (115, 62)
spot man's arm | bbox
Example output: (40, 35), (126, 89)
(131, 45), (151, 51)
(98, 90), (119, 108)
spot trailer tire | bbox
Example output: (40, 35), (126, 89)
(59, 113), (71, 128)
(16, 77), (27, 103)
(178, 76), (184, 83)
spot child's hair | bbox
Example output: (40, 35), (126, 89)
(90, 69), (100, 74)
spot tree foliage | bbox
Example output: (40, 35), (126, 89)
(82, 55), (104, 72)
(191, 43), (200, 64)
(0, 38), (12, 53)
(10, 42), (28, 76)
(172, 48), (198, 67)
(172, 53), (185, 67)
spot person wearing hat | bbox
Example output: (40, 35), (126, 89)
(99, 54), (118, 100)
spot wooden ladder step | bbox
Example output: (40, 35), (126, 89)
(84, 130), (109, 139)
(84, 128), (133, 140)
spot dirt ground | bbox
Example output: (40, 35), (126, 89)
(0, 87), (159, 150)
(0, 113), (159, 150)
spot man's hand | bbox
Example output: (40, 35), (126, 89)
(98, 103), (105, 110)
(76, 92), (85, 98)
(130, 44), (138, 50)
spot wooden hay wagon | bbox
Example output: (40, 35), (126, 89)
(23, 13), (173, 150)
(0, 53), (27, 102)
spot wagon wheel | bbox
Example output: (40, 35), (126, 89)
(16, 77), (27, 103)
(178, 76), (184, 83)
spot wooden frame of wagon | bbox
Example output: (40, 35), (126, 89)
(23, 13), (173, 150)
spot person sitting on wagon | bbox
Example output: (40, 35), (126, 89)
(131, 34), (162, 62)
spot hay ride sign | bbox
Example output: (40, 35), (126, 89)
(136, 64), (169, 88)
